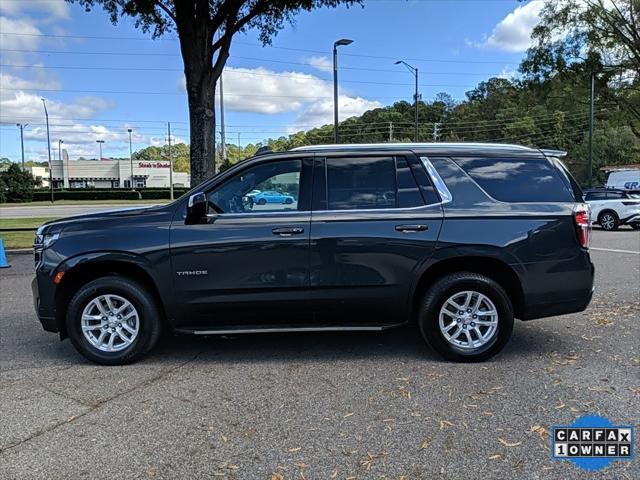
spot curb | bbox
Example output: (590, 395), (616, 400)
(6, 248), (33, 255)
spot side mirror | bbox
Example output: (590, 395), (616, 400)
(186, 192), (207, 225)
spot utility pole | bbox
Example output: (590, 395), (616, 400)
(41, 98), (53, 203)
(96, 140), (104, 160)
(395, 60), (420, 142)
(219, 74), (226, 168)
(128, 128), (133, 189)
(588, 72), (595, 188)
(168, 122), (174, 201)
(388, 122), (393, 142)
(333, 38), (354, 144)
(16, 123), (28, 169)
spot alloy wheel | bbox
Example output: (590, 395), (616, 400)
(601, 214), (615, 230)
(80, 294), (140, 352)
(439, 291), (498, 351)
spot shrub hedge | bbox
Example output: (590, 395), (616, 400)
(29, 188), (189, 202)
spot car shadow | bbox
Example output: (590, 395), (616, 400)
(145, 320), (565, 366)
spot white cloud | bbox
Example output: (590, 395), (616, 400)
(0, 74), (111, 124)
(305, 56), (332, 72)
(293, 95), (382, 131)
(0, 0), (70, 20)
(222, 67), (332, 114)
(0, 16), (43, 50)
(179, 66), (333, 114)
(477, 0), (544, 52)
(497, 65), (518, 80)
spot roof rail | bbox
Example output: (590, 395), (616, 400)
(539, 149), (567, 158)
(255, 146), (273, 156)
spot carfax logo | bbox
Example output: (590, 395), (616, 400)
(552, 414), (634, 471)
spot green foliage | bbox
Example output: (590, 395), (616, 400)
(522, 0), (639, 137)
(0, 164), (36, 203)
(30, 188), (190, 202)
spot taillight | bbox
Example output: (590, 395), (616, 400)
(573, 204), (591, 248)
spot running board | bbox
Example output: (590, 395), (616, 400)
(175, 324), (404, 335)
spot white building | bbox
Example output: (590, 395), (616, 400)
(49, 150), (189, 189)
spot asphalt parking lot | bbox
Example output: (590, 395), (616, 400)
(1, 230), (638, 480)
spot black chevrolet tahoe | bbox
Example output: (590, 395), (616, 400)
(32, 143), (595, 365)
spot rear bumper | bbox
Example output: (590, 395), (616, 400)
(519, 253), (595, 321)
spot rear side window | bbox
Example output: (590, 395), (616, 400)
(396, 157), (424, 208)
(585, 192), (607, 200)
(607, 191), (625, 199)
(326, 157), (396, 210)
(452, 157), (575, 202)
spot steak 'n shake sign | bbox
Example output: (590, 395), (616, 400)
(138, 162), (170, 169)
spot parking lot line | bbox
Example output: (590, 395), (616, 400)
(590, 247), (640, 255)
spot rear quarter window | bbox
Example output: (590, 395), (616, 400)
(452, 157), (576, 202)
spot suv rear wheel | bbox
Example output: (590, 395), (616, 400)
(418, 272), (514, 362)
(66, 276), (162, 365)
(598, 211), (619, 231)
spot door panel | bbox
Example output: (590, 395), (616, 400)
(309, 207), (442, 325)
(170, 212), (311, 328)
(169, 156), (313, 329)
(308, 153), (443, 325)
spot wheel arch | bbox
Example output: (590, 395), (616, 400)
(411, 255), (525, 320)
(54, 253), (167, 339)
(597, 208), (619, 221)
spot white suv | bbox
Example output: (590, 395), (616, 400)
(584, 189), (640, 231)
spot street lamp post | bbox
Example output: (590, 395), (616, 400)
(16, 123), (28, 169)
(395, 60), (420, 142)
(128, 128), (133, 189)
(96, 140), (104, 160)
(588, 72), (595, 188)
(587, 66), (618, 187)
(41, 98), (53, 203)
(333, 38), (353, 144)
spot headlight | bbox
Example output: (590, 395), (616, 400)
(33, 232), (60, 250)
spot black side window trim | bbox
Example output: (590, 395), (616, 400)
(313, 154), (435, 212)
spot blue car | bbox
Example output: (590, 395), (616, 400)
(252, 191), (295, 205)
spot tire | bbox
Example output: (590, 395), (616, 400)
(598, 210), (619, 231)
(257, 198), (267, 205)
(284, 198), (293, 204)
(418, 272), (514, 362)
(66, 276), (162, 365)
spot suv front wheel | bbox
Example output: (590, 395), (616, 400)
(66, 276), (162, 365)
(418, 272), (514, 362)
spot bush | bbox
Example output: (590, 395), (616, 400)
(0, 164), (36, 202)
(29, 188), (190, 202)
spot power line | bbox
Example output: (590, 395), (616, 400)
(0, 87), (464, 98)
(0, 62), (515, 79)
(0, 33), (513, 64)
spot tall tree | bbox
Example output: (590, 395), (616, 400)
(521, 0), (639, 136)
(71, 0), (361, 186)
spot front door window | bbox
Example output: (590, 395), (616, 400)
(207, 159), (301, 214)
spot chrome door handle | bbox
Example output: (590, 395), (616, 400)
(272, 227), (305, 236)
(395, 224), (428, 232)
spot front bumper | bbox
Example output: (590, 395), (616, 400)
(32, 269), (59, 333)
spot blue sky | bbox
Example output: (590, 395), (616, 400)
(0, 0), (545, 161)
